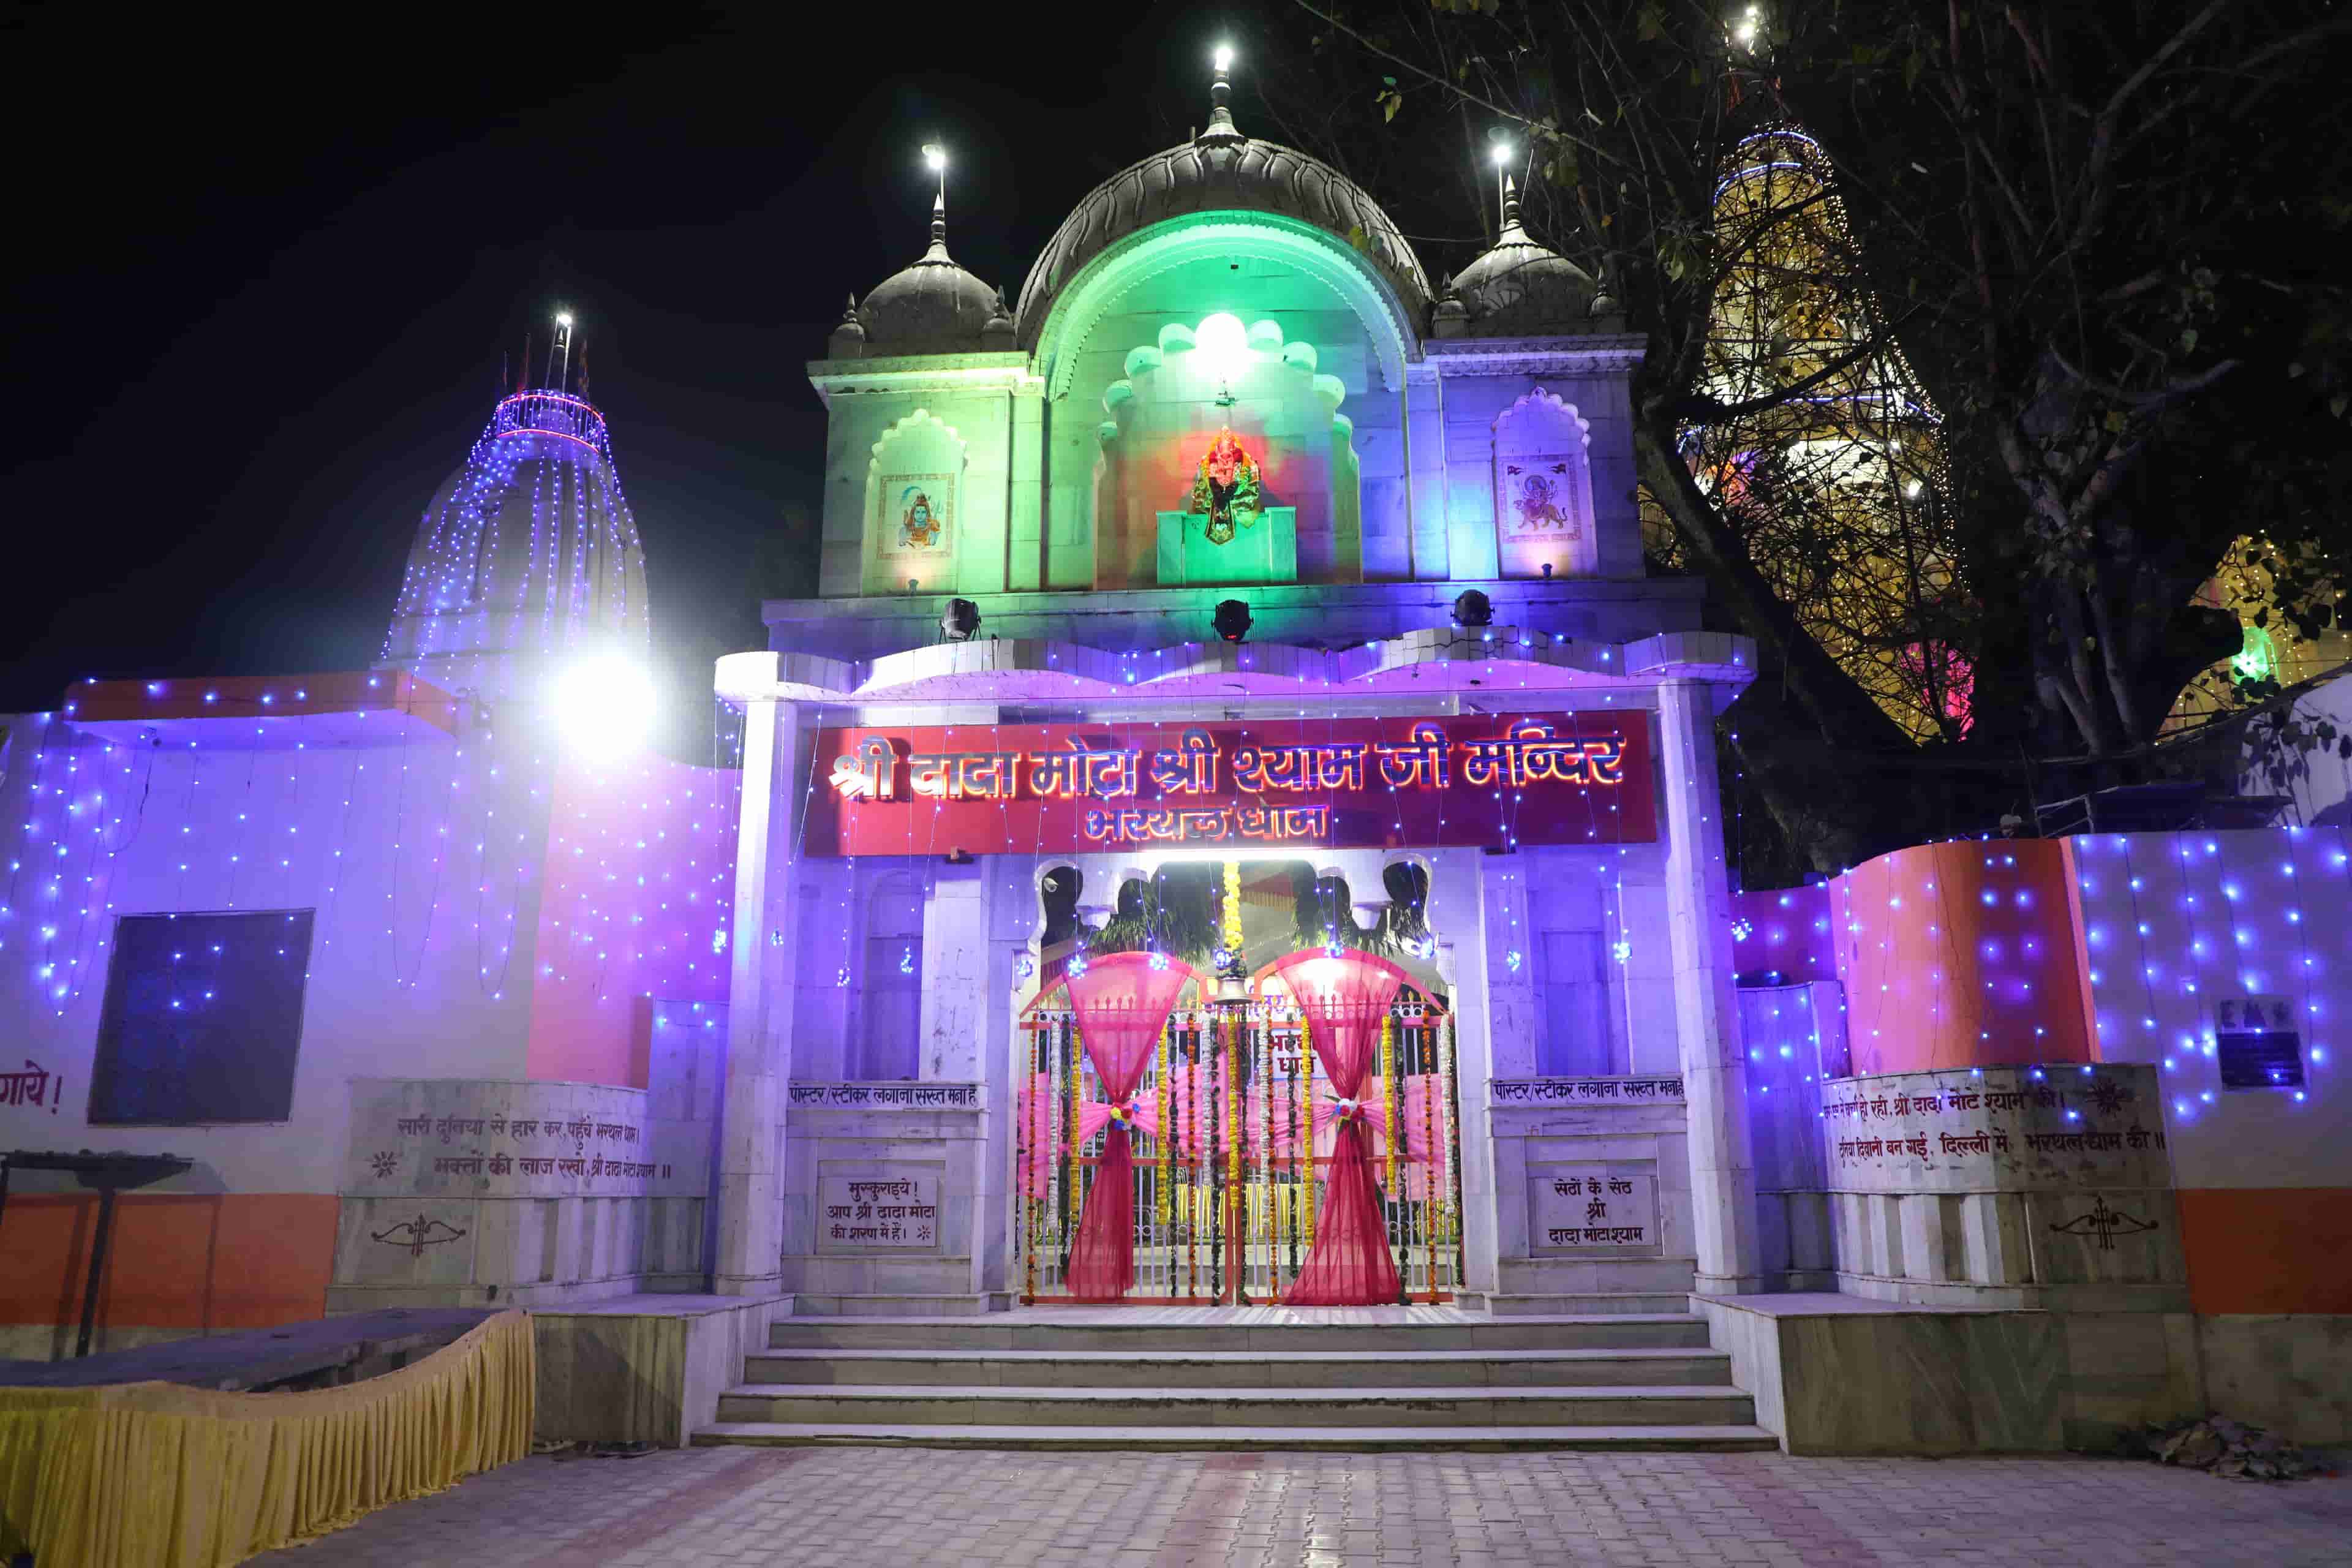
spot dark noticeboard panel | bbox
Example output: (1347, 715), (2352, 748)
(88, 909), (316, 1125)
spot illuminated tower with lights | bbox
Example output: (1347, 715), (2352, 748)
(1665, 127), (1962, 742)
(380, 314), (650, 703)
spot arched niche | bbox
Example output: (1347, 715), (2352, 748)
(1491, 388), (1598, 579)
(1032, 213), (1417, 401)
(1091, 314), (1360, 589)
(861, 409), (968, 595)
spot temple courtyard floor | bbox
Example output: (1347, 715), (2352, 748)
(255, 1443), (2352, 1567)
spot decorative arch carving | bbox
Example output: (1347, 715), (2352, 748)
(861, 408), (968, 595)
(1034, 214), (1417, 400)
(1491, 387), (1597, 579)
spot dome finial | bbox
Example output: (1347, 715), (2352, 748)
(1500, 173), (1527, 242)
(921, 143), (951, 260)
(1200, 42), (1243, 146)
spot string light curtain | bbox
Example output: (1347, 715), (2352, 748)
(1273, 948), (1407, 1305)
(1060, 952), (1200, 1300)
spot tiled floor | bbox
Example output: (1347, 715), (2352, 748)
(254, 1444), (2352, 1567)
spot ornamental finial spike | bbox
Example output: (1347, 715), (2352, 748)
(1200, 42), (1244, 146)
(925, 187), (950, 261)
(1500, 173), (1527, 241)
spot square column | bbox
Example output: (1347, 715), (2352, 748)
(714, 696), (803, 1294)
(1657, 678), (1763, 1294)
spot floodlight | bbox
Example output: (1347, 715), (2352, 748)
(554, 655), (655, 758)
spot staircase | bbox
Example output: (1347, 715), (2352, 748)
(693, 1306), (1774, 1451)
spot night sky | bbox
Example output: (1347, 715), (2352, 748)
(6, 3), (1428, 735)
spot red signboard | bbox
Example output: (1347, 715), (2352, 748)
(802, 712), (1654, 857)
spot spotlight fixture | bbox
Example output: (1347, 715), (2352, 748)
(940, 597), (981, 641)
(1213, 598), (1253, 643)
(1452, 589), (1493, 628)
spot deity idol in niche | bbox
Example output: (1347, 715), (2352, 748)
(1509, 465), (1578, 533)
(898, 486), (944, 550)
(1186, 430), (1263, 545)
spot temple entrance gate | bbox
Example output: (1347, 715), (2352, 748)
(1015, 948), (1466, 1305)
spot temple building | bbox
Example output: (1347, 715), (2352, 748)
(1, 55), (2343, 1457)
(720, 55), (1761, 1317)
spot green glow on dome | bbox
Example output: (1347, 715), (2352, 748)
(2230, 622), (2278, 682)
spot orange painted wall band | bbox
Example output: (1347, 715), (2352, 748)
(0, 1193), (337, 1331)
(2176, 1186), (2352, 1314)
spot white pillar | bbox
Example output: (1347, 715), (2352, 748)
(1657, 678), (1763, 1295)
(714, 696), (799, 1295)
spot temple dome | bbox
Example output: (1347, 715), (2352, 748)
(853, 194), (1008, 356)
(1441, 179), (1601, 337)
(1014, 84), (1431, 347)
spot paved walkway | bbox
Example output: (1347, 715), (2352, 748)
(255, 1445), (2352, 1567)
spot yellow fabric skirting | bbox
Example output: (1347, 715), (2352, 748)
(0, 1308), (535, 1568)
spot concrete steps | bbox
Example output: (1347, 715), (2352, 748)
(763, 1313), (1712, 1353)
(783, 1293), (1003, 1317)
(714, 1382), (1757, 1428)
(695, 1421), (1779, 1452)
(1487, 1292), (1697, 1316)
(695, 1308), (1769, 1452)
(742, 1346), (1735, 1389)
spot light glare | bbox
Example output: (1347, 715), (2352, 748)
(554, 656), (656, 759)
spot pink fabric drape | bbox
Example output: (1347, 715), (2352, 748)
(1016, 1063), (1212, 1199)
(1273, 949), (1408, 1305)
(1061, 954), (1198, 1300)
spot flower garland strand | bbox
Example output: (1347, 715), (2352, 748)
(1226, 1009), (1246, 1300)
(1444, 1014), (1468, 1289)
(1419, 1009), (1441, 1298)
(1063, 1012), (1080, 1281)
(1158, 1014), (1174, 1295)
(1297, 1004), (1317, 1248)
(1186, 1014), (1200, 1298)
(1258, 1012), (1275, 1293)
(1208, 1016), (1224, 1302)
(1022, 1017), (1039, 1303)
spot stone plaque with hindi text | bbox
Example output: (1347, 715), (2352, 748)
(815, 1162), (943, 1254)
(1529, 1162), (1660, 1256)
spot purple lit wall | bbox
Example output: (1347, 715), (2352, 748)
(526, 749), (740, 1087)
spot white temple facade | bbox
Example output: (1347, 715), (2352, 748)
(716, 62), (1766, 1312)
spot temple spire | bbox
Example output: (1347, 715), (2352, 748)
(1199, 42), (1244, 146)
(921, 142), (952, 260)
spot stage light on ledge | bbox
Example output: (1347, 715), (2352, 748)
(940, 597), (981, 641)
(1213, 598), (1253, 643)
(554, 654), (655, 759)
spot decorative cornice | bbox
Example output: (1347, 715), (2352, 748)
(1423, 334), (1648, 378)
(808, 355), (1039, 407)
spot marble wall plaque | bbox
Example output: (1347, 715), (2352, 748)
(344, 1077), (707, 1200)
(1820, 1064), (2169, 1193)
(1529, 1162), (1660, 1254)
(816, 1161), (944, 1254)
